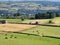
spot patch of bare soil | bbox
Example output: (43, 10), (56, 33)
(0, 24), (36, 32)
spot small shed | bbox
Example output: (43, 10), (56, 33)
(0, 20), (7, 24)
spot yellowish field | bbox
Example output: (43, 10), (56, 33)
(22, 19), (50, 24)
(0, 24), (36, 32)
(22, 17), (60, 25)
(52, 17), (60, 25)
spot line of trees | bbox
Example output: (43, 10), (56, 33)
(0, 13), (22, 19)
(0, 12), (60, 19)
(35, 12), (60, 19)
(0, 13), (34, 19)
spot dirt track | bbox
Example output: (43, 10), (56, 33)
(0, 24), (36, 32)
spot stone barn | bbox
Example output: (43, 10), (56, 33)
(0, 20), (7, 24)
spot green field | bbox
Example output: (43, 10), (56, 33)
(22, 26), (60, 37)
(0, 19), (21, 24)
(0, 17), (60, 24)
(0, 33), (60, 45)
(52, 17), (60, 25)
(0, 25), (60, 45)
(0, 17), (60, 45)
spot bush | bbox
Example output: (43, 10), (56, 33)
(14, 37), (17, 38)
(21, 18), (24, 21)
(5, 37), (8, 39)
(29, 17), (35, 19)
(10, 35), (13, 38)
(48, 20), (54, 24)
(5, 34), (7, 36)
(29, 22), (32, 24)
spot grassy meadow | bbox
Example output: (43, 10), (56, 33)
(0, 33), (60, 45)
(0, 17), (60, 24)
(0, 17), (60, 45)
(22, 17), (60, 25)
(52, 17), (60, 25)
(22, 26), (60, 37)
(0, 19), (21, 24)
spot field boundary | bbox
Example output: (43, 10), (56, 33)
(12, 32), (60, 39)
(1, 31), (60, 39)
(38, 24), (60, 27)
(43, 35), (60, 39)
(19, 23), (60, 27)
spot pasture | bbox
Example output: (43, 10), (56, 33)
(0, 24), (60, 45)
(22, 17), (60, 25)
(0, 33), (60, 45)
(22, 26), (60, 37)
(0, 17), (60, 45)
(0, 19), (49, 24)
(0, 19), (21, 24)
(0, 17), (60, 25)
(52, 17), (60, 25)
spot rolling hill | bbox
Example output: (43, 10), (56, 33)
(0, 1), (60, 14)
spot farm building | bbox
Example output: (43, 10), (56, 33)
(0, 20), (7, 24)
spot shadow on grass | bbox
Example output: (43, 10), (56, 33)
(13, 32), (40, 36)
(43, 35), (60, 39)
(13, 32), (60, 39)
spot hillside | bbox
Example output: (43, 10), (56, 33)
(0, 1), (60, 14)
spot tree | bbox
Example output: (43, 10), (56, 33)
(56, 13), (60, 17)
(35, 13), (44, 19)
(35, 12), (56, 19)
(21, 17), (24, 21)
(13, 12), (20, 17)
(48, 20), (52, 23)
(48, 20), (54, 24)
(35, 13), (39, 19)
(47, 12), (56, 19)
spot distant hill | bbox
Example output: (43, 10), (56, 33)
(0, 1), (60, 14)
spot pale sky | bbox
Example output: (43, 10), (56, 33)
(0, 0), (60, 2)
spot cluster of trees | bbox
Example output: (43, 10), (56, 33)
(35, 12), (60, 19)
(0, 12), (60, 19)
(0, 13), (22, 19)
(0, 12), (35, 20)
